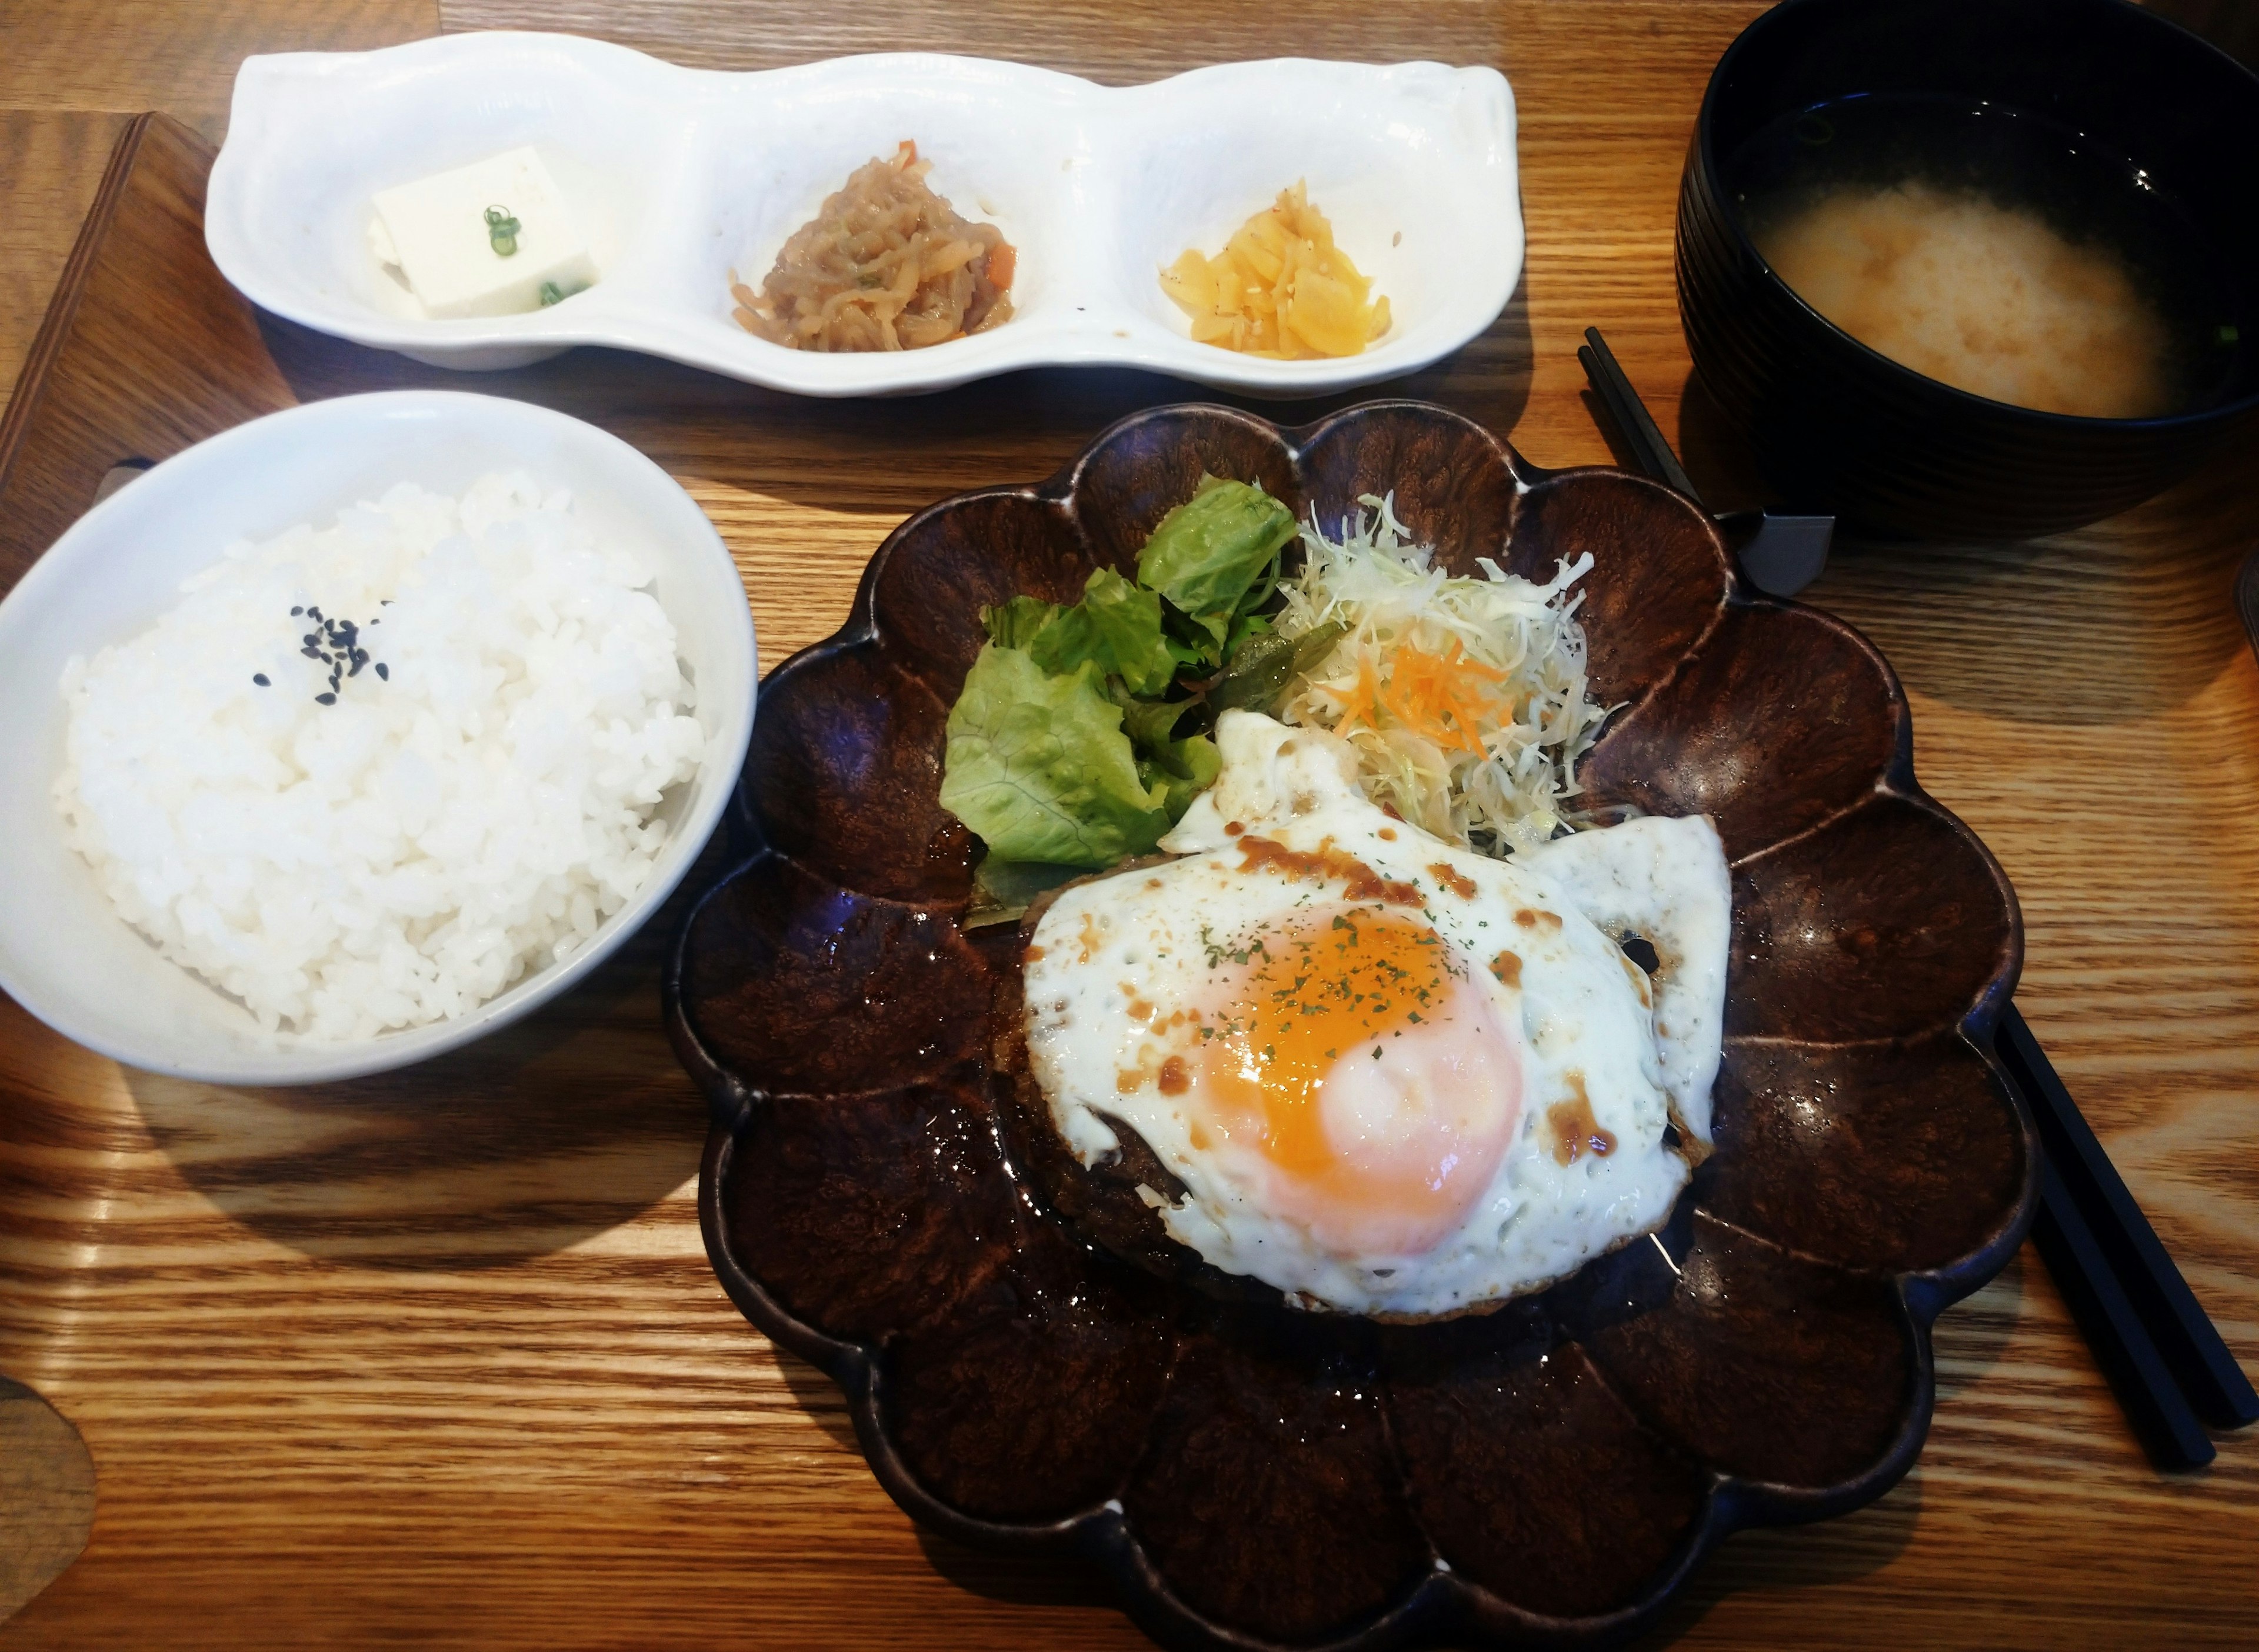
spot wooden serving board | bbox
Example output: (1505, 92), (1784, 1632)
(2, 5), (2257, 1646)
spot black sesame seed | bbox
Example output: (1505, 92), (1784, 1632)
(301, 646), (322, 660)
(314, 692), (336, 705)
(308, 607), (323, 622)
(252, 673), (270, 686)
(302, 633), (318, 646)
(375, 662), (389, 680)
(290, 606), (303, 616)
(348, 658), (365, 676)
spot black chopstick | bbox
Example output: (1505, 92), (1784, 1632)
(1998, 1004), (2259, 1431)
(2028, 1151), (2214, 1468)
(1574, 323), (2255, 1469)
(1577, 327), (1700, 498)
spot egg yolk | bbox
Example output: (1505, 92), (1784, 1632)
(1194, 906), (1522, 1257)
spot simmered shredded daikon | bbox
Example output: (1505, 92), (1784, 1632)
(732, 141), (1015, 352)
(1271, 495), (1615, 856)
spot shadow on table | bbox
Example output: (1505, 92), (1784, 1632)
(915, 1527), (1124, 1618)
(118, 839), (729, 1271)
(258, 295), (1538, 518)
(1935, 1246), (2026, 1404)
(774, 1341), (868, 1459)
(1630, 1468), (1925, 1651)
(1672, 367), (2259, 730)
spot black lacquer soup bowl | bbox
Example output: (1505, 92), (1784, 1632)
(1679, 0), (2259, 539)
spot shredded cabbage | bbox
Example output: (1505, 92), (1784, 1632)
(1271, 493), (1617, 857)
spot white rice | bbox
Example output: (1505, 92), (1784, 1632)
(52, 472), (709, 1042)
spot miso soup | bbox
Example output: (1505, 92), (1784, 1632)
(1728, 94), (2243, 419)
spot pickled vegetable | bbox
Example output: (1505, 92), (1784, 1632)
(1160, 182), (1391, 359)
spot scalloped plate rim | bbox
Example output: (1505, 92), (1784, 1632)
(669, 398), (2037, 1651)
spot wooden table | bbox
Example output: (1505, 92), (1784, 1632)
(2, 2), (2255, 1646)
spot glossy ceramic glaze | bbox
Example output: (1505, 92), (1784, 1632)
(665, 401), (2036, 1650)
(206, 34), (1520, 399)
(1678, 0), (2259, 539)
(0, 391), (757, 1086)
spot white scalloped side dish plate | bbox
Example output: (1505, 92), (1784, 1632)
(206, 34), (1522, 399)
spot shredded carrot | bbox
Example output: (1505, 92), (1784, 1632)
(1383, 638), (1514, 756)
(1321, 636), (1515, 757)
(1271, 491), (1610, 856)
(1320, 648), (1386, 733)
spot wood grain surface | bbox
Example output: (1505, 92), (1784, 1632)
(0, 0), (431, 424)
(1, 2), (2255, 1647)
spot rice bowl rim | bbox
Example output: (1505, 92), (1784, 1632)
(0, 389), (757, 1086)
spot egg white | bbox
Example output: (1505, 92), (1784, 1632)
(1019, 710), (1731, 1319)
(1520, 813), (1731, 1144)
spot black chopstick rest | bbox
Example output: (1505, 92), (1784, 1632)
(2000, 1004), (2259, 1431)
(2031, 1157), (2214, 1470)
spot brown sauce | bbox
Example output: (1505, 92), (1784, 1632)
(1547, 1074), (1617, 1166)
(1428, 862), (1476, 900)
(1237, 835), (1421, 906)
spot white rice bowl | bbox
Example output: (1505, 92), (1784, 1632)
(51, 472), (708, 1043)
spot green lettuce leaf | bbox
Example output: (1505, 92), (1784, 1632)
(981, 595), (1061, 650)
(1135, 479), (1298, 662)
(1027, 567), (1177, 695)
(962, 854), (1087, 929)
(1141, 732), (1220, 822)
(1115, 690), (1192, 753)
(938, 644), (1171, 868)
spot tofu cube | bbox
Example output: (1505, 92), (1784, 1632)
(371, 147), (599, 319)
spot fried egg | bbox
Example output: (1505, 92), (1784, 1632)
(1019, 710), (1730, 1320)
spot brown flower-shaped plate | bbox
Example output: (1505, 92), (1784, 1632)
(664, 402), (2036, 1650)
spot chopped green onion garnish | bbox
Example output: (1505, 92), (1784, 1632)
(539, 282), (565, 306)
(484, 205), (521, 257)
